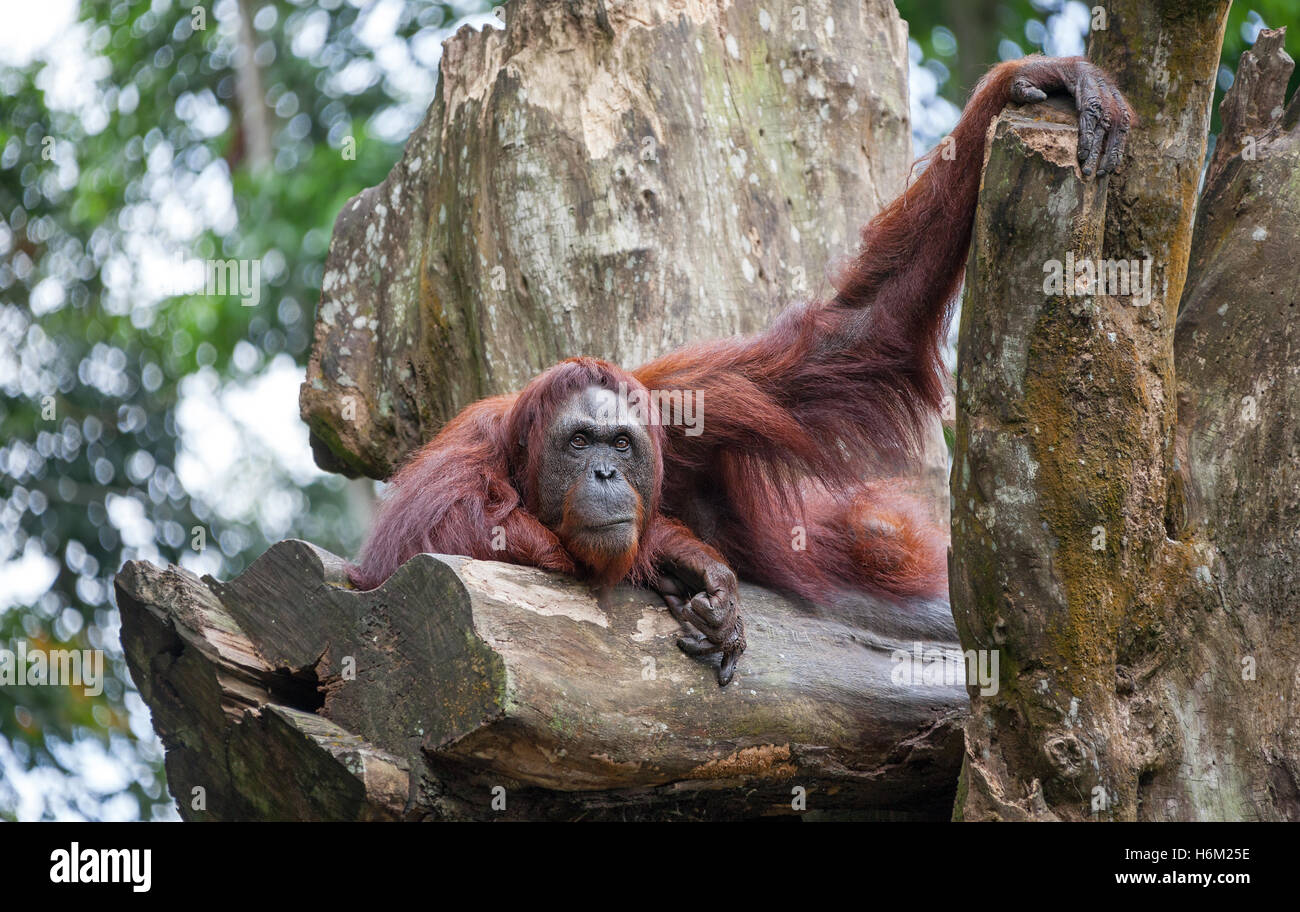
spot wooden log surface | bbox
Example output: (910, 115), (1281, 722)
(116, 539), (966, 820)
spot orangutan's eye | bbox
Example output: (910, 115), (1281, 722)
(614, 435), (631, 451)
(570, 433), (589, 449)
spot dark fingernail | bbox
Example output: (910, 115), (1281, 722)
(718, 658), (738, 686)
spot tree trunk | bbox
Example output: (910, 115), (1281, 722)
(952, 0), (1300, 821)
(116, 541), (965, 820)
(232, 0), (272, 171)
(1162, 28), (1300, 820)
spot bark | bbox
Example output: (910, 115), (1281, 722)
(953, 5), (1300, 821)
(951, 99), (1116, 820)
(299, 0), (913, 479)
(1163, 28), (1300, 820)
(115, 540), (965, 820)
(232, 0), (272, 170)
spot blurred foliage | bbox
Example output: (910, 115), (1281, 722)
(0, 0), (495, 820)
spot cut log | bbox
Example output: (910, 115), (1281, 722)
(116, 541), (966, 820)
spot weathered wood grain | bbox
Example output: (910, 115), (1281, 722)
(117, 540), (966, 820)
(952, 20), (1300, 821)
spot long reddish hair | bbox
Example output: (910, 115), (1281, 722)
(626, 64), (1033, 601)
